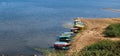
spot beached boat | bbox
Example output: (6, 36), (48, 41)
(61, 32), (75, 37)
(74, 18), (85, 30)
(70, 28), (80, 33)
(54, 42), (70, 50)
(58, 34), (72, 43)
(74, 22), (85, 30)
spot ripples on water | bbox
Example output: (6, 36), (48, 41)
(0, 0), (120, 55)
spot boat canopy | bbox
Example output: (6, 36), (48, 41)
(63, 32), (74, 35)
(58, 35), (71, 38)
(54, 42), (68, 45)
(75, 21), (84, 27)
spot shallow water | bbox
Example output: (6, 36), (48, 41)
(0, 0), (120, 55)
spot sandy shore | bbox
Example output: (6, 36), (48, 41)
(67, 18), (120, 56)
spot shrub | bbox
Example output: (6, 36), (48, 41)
(103, 23), (120, 37)
(77, 40), (120, 56)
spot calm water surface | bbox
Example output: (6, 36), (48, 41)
(0, 0), (120, 55)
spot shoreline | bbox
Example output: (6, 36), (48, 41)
(0, 18), (120, 56)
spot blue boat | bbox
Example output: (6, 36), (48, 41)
(58, 34), (73, 43)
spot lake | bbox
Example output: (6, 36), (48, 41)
(0, 0), (120, 55)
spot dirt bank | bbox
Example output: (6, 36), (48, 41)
(67, 18), (120, 56)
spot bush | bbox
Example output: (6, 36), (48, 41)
(103, 23), (120, 37)
(77, 40), (120, 56)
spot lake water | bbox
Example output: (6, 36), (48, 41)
(0, 0), (120, 55)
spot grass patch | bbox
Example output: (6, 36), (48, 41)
(33, 48), (67, 56)
(77, 40), (120, 56)
(103, 23), (120, 37)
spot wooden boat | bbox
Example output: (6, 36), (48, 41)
(70, 28), (80, 33)
(74, 18), (85, 30)
(54, 42), (70, 50)
(58, 34), (72, 43)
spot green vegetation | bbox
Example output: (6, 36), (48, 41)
(103, 23), (120, 37)
(43, 40), (120, 56)
(33, 48), (66, 56)
(76, 40), (120, 56)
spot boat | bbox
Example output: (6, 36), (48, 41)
(61, 32), (75, 37)
(54, 42), (70, 50)
(74, 18), (85, 30)
(58, 34), (73, 43)
(70, 27), (80, 33)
